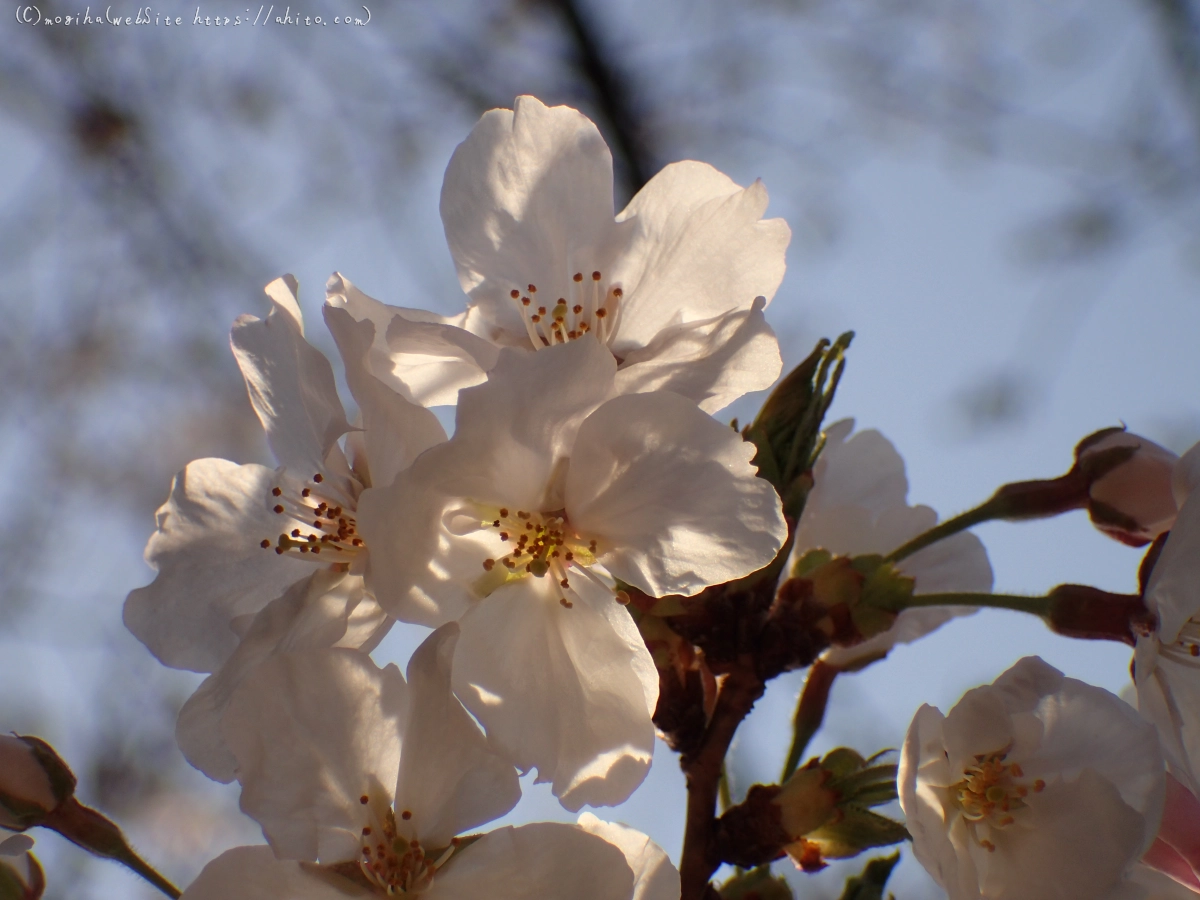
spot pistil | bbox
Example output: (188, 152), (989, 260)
(952, 749), (1044, 850)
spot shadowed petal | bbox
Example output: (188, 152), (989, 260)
(124, 458), (317, 672)
(223, 649), (407, 863)
(613, 299), (781, 414)
(231, 275), (351, 475)
(425, 823), (633, 900)
(452, 576), (656, 811)
(394, 624), (520, 848)
(567, 391), (785, 597)
(177, 570), (388, 782)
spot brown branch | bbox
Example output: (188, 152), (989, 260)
(679, 662), (766, 900)
(550, 0), (654, 196)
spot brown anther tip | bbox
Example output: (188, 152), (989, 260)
(499, 508), (509, 517)
(362, 827), (372, 836)
(360, 795), (369, 804)
(560, 578), (570, 587)
(313, 473), (324, 483)
(483, 559), (495, 571)
(573, 272), (583, 282)
(528, 284), (537, 293)
(510, 289), (520, 299)
(573, 304), (583, 314)
(271, 487), (283, 496)
(260, 539), (271, 548)
(537, 306), (546, 315)
(612, 287), (623, 297)
(301, 488), (311, 497)
(275, 547), (285, 554)
(521, 296), (531, 306)
(499, 532), (509, 541)
(595, 308), (607, 318)
(401, 810), (412, 820)
(291, 529), (301, 537)
(592, 270), (601, 280)
(273, 504), (285, 514)
(531, 315), (541, 323)
(560, 598), (573, 608)
(492, 519), (500, 527)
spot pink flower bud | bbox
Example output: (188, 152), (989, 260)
(0, 736), (58, 829)
(1080, 430), (1178, 546)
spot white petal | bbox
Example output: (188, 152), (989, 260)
(358, 341), (616, 623)
(900, 704), (972, 897)
(230, 276), (351, 475)
(1147, 491), (1200, 642)
(181, 846), (369, 900)
(394, 624), (520, 848)
(323, 304), (446, 488)
(325, 272), (496, 408)
(1024, 674), (1164, 828)
(567, 391), (786, 597)
(978, 770), (1149, 900)
(177, 570), (388, 782)
(803, 423), (909, 519)
(383, 312), (502, 408)
(440, 96), (626, 339)
(613, 299), (782, 413)
(610, 160), (790, 352)
(576, 814), (680, 900)
(452, 576), (656, 811)
(124, 458), (316, 672)
(222, 649), (407, 863)
(1139, 649), (1200, 797)
(424, 823), (633, 900)
(452, 341), (616, 503)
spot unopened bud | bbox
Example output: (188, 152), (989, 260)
(775, 765), (840, 841)
(0, 737), (62, 831)
(716, 748), (905, 872)
(0, 834), (45, 900)
(1078, 429), (1178, 546)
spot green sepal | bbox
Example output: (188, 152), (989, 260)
(836, 852), (900, 900)
(808, 806), (909, 859)
(718, 865), (794, 900)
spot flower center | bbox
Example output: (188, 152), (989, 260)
(508, 271), (623, 350)
(951, 750), (1044, 851)
(260, 472), (365, 561)
(475, 506), (602, 608)
(356, 794), (457, 896)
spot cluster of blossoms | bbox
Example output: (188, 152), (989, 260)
(7, 96), (1200, 900)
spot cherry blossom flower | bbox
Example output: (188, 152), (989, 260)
(791, 420), (992, 670)
(900, 656), (1164, 900)
(1136, 472), (1200, 798)
(123, 277), (444, 781)
(327, 94), (790, 414)
(358, 338), (786, 810)
(180, 625), (648, 900)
